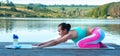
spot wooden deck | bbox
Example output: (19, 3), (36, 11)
(0, 42), (120, 56)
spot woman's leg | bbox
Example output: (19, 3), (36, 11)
(77, 28), (102, 48)
(98, 29), (106, 48)
(77, 33), (100, 48)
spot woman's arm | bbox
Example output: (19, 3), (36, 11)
(32, 40), (56, 46)
(37, 40), (59, 48)
(36, 32), (72, 48)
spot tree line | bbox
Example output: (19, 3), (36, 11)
(87, 2), (120, 18)
(0, 1), (119, 19)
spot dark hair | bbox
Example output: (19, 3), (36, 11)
(58, 23), (71, 31)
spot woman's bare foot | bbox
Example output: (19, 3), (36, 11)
(99, 42), (107, 48)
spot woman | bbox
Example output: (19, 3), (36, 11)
(33, 23), (106, 48)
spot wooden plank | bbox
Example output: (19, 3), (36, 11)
(0, 42), (120, 56)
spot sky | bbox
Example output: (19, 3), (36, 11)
(0, 0), (120, 5)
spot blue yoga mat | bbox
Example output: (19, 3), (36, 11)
(5, 44), (33, 49)
(5, 44), (115, 49)
(44, 44), (115, 49)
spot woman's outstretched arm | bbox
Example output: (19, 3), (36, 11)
(33, 32), (72, 48)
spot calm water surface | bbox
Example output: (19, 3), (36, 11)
(0, 18), (120, 45)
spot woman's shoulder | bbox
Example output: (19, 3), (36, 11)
(69, 30), (78, 38)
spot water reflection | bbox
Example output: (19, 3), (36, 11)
(0, 19), (14, 32)
(0, 18), (120, 33)
(0, 18), (120, 45)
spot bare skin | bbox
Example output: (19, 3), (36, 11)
(32, 26), (94, 48)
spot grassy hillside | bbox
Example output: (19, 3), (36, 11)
(88, 2), (120, 19)
(0, 6), (36, 17)
(0, 2), (96, 18)
(0, 1), (119, 19)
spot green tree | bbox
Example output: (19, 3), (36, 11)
(0, 2), (1, 8)
(87, 2), (120, 18)
(108, 2), (120, 18)
(61, 7), (65, 14)
(37, 4), (46, 8)
(27, 3), (34, 10)
(9, 1), (17, 11)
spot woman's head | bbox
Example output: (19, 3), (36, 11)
(58, 23), (71, 37)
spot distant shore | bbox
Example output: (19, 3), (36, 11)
(0, 2), (120, 19)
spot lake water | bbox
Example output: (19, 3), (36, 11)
(0, 18), (120, 45)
